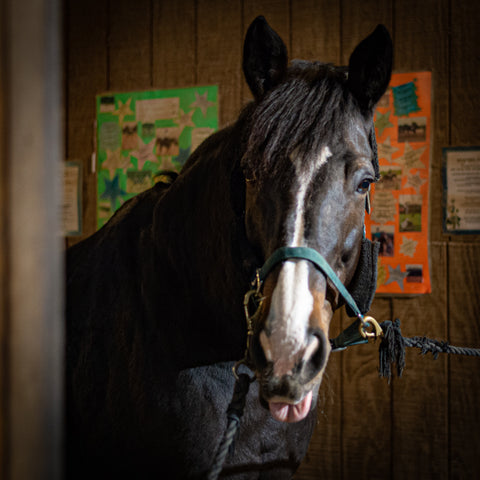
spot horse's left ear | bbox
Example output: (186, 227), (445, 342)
(347, 24), (393, 112)
(243, 16), (288, 100)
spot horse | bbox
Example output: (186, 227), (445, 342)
(66, 16), (392, 479)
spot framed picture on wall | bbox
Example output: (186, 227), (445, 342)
(443, 146), (480, 234)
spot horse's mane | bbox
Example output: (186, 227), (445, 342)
(242, 61), (370, 183)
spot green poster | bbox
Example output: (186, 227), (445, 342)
(96, 85), (218, 229)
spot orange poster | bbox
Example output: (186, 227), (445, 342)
(366, 72), (431, 294)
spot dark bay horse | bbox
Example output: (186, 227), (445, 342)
(66, 17), (392, 479)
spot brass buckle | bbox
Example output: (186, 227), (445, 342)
(359, 315), (383, 340)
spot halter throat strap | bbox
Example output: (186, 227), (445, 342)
(255, 246), (362, 318)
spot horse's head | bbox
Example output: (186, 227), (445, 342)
(240, 17), (392, 422)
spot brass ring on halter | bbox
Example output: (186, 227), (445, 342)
(359, 315), (384, 340)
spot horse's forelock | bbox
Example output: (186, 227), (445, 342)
(243, 62), (358, 182)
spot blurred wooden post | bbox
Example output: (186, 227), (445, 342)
(1, 0), (64, 479)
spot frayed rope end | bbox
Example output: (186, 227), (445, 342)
(378, 319), (406, 382)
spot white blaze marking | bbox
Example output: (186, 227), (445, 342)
(292, 146), (332, 245)
(264, 146), (332, 376)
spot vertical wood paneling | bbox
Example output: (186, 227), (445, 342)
(197, 0), (242, 127)
(449, 0), (480, 243)
(340, 4), (394, 478)
(108, 0), (152, 91)
(66, 0), (108, 245)
(152, 0), (196, 89)
(449, 2), (480, 478)
(448, 243), (480, 478)
(291, 0), (341, 64)
(391, 243), (448, 478)
(392, 1), (450, 477)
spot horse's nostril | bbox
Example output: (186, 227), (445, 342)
(303, 330), (329, 380)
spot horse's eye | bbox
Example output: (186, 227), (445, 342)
(356, 179), (372, 194)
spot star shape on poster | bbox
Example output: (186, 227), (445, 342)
(384, 264), (408, 290)
(113, 98), (134, 125)
(377, 137), (399, 163)
(130, 138), (157, 170)
(100, 174), (126, 211)
(401, 142), (426, 171)
(399, 237), (418, 257)
(375, 111), (394, 137)
(101, 148), (132, 177)
(175, 108), (195, 131)
(190, 91), (215, 117)
(404, 171), (426, 193)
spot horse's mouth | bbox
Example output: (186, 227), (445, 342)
(267, 390), (314, 423)
(257, 372), (320, 423)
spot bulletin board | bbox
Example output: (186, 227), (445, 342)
(95, 85), (218, 229)
(366, 72), (432, 294)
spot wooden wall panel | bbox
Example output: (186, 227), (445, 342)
(108, 0), (152, 91)
(291, 0), (340, 64)
(392, 1), (450, 477)
(152, 0), (196, 89)
(391, 243), (448, 478)
(448, 243), (480, 479)
(449, 0), (480, 244)
(448, 2), (480, 478)
(66, 0), (108, 245)
(197, 0), (242, 127)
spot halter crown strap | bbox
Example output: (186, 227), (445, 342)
(255, 246), (362, 318)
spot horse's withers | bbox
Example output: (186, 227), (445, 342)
(241, 17), (393, 423)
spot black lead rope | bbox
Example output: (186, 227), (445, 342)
(378, 319), (480, 380)
(207, 373), (253, 480)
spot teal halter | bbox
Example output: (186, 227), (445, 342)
(254, 246), (362, 318)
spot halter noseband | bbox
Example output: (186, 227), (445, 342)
(255, 246), (362, 317)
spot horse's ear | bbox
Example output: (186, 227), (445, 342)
(243, 16), (288, 100)
(347, 24), (393, 112)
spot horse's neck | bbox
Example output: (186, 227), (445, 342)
(151, 125), (252, 366)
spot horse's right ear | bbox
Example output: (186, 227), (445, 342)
(243, 16), (288, 100)
(347, 24), (393, 113)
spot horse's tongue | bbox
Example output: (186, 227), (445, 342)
(268, 390), (313, 423)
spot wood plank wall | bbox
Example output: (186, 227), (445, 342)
(65, 0), (480, 478)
